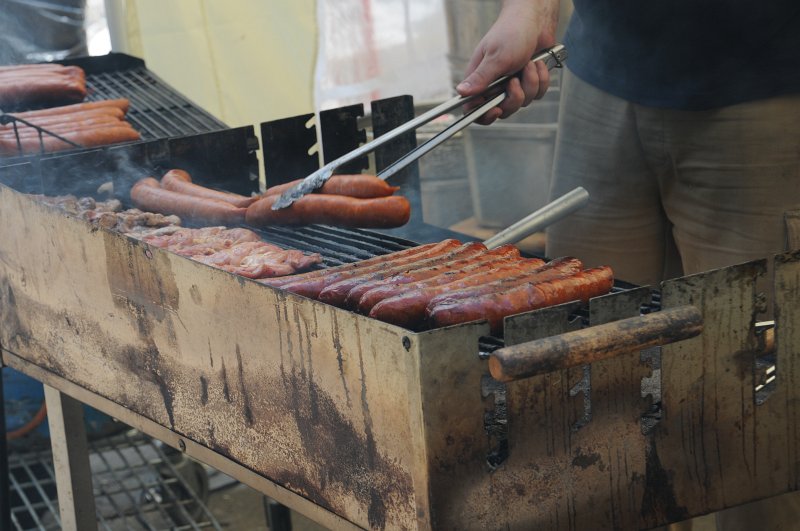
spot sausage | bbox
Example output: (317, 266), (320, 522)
(263, 174), (400, 199)
(318, 242), (488, 307)
(0, 125), (140, 156)
(0, 116), (127, 140)
(364, 258), (548, 328)
(0, 77), (87, 108)
(8, 99), (130, 119)
(0, 108), (126, 130)
(427, 266), (614, 335)
(277, 239), (462, 299)
(130, 178), (247, 225)
(347, 244), (522, 311)
(425, 256), (584, 309)
(0, 125), (139, 155)
(245, 193), (410, 229)
(160, 169), (257, 208)
(261, 241), (455, 288)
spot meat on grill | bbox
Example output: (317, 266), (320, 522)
(0, 64), (87, 109)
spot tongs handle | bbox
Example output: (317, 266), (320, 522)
(271, 44), (567, 210)
(378, 44), (567, 180)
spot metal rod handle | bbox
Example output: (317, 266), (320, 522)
(483, 187), (590, 249)
(488, 305), (703, 382)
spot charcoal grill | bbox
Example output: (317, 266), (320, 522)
(0, 96), (799, 531)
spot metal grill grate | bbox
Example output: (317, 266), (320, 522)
(8, 429), (224, 531)
(85, 68), (225, 141)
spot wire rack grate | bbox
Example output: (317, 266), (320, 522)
(8, 429), (224, 531)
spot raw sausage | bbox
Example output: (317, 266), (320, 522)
(365, 258), (548, 328)
(318, 242), (488, 307)
(245, 193), (410, 229)
(427, 266), (614, 335)
(130, 178), (247, 225)
(347, 244), (522, 311)
(263, 174), (399, 199)
(161, 169), (257, 208)
(277, 239), (462, 299)
(0, 116), (128, 140)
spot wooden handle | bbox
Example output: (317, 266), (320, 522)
(488, 305), (703, 382)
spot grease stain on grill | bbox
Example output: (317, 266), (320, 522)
(572, 448), (602, 470)
(640, 439), (688, 526)
(235, 344), (255, 427)
(331, 312), (352, 407)
(221, 357), (231, 403)
(199, 375), (209, 406)
(120, 342), (176, 429)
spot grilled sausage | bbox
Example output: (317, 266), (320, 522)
(427, 266), (614, 335)
(245, 193), (410, 229)
(425, 256), (584, 309)
(0, 125), (140, 156)
(130, 177), (247, 225)
(263, 174), (400, 199)
(261, 241), (457, 288)
(0, 116), (128, 140)
(278, 239), (462, 299)
(8, 99), (130, 119)
(318, 242), (488, 307)
(161, 169), (257, 208)
(348, 244), (523, 311)
(365, 258), (548, 328)
(0, 108), (126, 131)
(0, 77), (87, 108)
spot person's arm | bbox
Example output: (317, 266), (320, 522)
(456, 0), (560, 124)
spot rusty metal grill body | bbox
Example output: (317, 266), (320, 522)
(0, 70), (798, 530)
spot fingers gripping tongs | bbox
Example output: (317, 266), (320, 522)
(271, 44), (567, 210)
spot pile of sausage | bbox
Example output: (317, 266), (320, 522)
(1, 98), (140, 156)
(262, 239), (614, 335)
(0, 63), (87, 109)
(131, 170), (411, 229)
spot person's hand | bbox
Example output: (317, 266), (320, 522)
(456, 0), (559, 125)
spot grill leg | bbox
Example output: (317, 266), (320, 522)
(44, 385), (97, 531)
(263, 496), (292, 531)
(0, 368), (10, 531)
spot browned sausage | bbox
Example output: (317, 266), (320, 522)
(245, 193), (410, 229)
(346, 244), (523, 311)
(278, 239), (462, 299)
(131, 178), (247, 225)
(318, 242), (488, 307)
(263, 174), (400, 199)
(9, 99), (130, 119)
(425, 256), (584, 310)
(0, 77), (86, 108)
(427, 266), (614, 335)
(260, 241), (457, 288)
(0, 64), (71, 73)
(0, 125), (140, 155)
(0, 116), (127, 140)
(0, 108), (126, 130)
(160, 169), (257, 208)
(364, 258), (548, 328)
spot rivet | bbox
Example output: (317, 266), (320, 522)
(144, 248), (153, 259)
(402, 336), (411, 351)
(178, 439), (186, 452)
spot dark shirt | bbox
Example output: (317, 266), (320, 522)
(564, 1), (800, 110)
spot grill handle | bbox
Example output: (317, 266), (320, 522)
(483, 187), (589, 249)
(488, 305), (703, 382)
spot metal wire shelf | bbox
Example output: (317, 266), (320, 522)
(8, 429), (224, 531)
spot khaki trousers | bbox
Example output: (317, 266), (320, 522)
(546, 70), (800, 530)
(546, 70), (800, 288)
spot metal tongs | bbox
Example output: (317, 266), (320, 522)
(272, 43), (568, 210)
